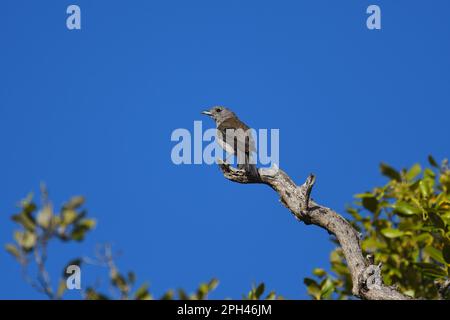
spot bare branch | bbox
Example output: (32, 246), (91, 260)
(216, 162), (412, 300)
(20, 261), (47, 296)
(33, 242), (54, 299)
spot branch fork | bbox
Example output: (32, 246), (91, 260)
(215, 161), (412, 300)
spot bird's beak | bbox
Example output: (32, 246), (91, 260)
(201, 110), (212, 116)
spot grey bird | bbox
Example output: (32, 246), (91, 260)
(202, 106), (258, 177)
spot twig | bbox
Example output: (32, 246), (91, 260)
(33, 243), (54, 299)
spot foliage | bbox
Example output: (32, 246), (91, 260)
(5, 184), (96, 299)
(4, 185), (279, 300)
(304, 156), (450, 299)
(9, 157), (447, 300)
(244, 282), (283, 300)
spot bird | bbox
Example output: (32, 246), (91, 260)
(202, 106), (258, 177)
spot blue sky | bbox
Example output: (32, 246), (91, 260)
(1, 0), (449, 299)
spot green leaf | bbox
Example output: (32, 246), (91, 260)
(423, 246), (446, 265)
(208, 278), (219, 291)
(436, 192), (449, 207)
(406, 164), (422, 181)
(362, 237), (387, 251)
(331, 263), (349, 275)
(403, 290), (415, 298)
(5, 243), (21, 260)
(255, 283), (265, 299)
(303, 277), (318, 287)
(428, 212), (446, 230)
(415, 262), (447, 279)
(265, 291), (276, 300)
(392, 202), (421, 216)
(37, 205), (53, 228)
(19, 193), (34, 209)
(380, 163), (401, 181)
(134, 283), (151, 300)
(424, 168), (436, 179)
(79, 219), (96, 229)
(12, 212), (36, 231)
(354, 193), (375, 199)
(428, 155), (439, 168)
(64, 196), (85, 210)
(303, 278), (321, 300)
(313, 268), (327, 278)
(70, 228), (86, 241)
(161, 290), (174, 300)
(70, 219), (96, 241)
(443, 244), (450, 265)
(196, 283), (209, 299)
(14, 231), (37, 250)
(62, 209), (78, 226)
(193, 279), (218, 299)
(320, 278), (335, 299)
(362, 197), (378, 213)
(415, 233), (433, 245)
(85, 288), (109, 300)
(111, 270), (128, 292)
(346, 207), (362, 221)
(177, 289), (189, 300)
(330, 250), (342, 264)
(56, 279), (67, 299)
(21, 201), (37, 215)
(381, 228), (405, 239)
(419, 181), (431, 198)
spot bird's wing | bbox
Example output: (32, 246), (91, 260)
(219, 119), (256, 154)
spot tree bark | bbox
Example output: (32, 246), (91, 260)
(216, 161), (412, 300)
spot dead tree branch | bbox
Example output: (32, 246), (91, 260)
(217, 160), (412, 300)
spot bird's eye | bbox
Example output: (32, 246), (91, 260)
(216, 108), (222, 113)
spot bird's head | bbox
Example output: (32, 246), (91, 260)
(201, 106), (235, 124)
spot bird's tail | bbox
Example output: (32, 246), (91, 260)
(238, 154), (259, 179)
